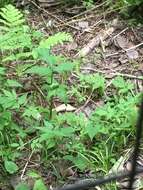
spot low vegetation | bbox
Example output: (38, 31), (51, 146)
(0, 2), (142, 190)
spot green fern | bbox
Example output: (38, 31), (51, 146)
(0, 4), (33, 61)
(33, 32), (73, 60)
(39, 32), (73, 49)
(0, 4), (25, 30)
(0, 4), (73, 62)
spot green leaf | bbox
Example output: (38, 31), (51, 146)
(56, 85), (68, 103)
(112, 76), (134, 93)
(4, 160), (18, 174)
(25, 66), (52, 76)
(27, 171), (41, 179)
(64, 154), (89, 170)
(35, 48), (57, 65)
(55, 62), (74, 73)
(80, 73), (105, 92)
(15, 183), (30, 190)
(3, 89), (14, 97)
(3, 52), (32, 62)
(7, 79), (22, 87)
(18, 94), (27, 105)
(33, 179), (47, 190)
(86, 122), (107, 140)
(0, 67), (6, 75)
(60, 127), (75, 137)
(39, 32), (72, 49)
(23, 106), (41, 120)
(0, 96), (17, 109)
(10, 143), (19, 148)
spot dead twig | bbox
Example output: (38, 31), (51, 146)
(126, 42), (143, 51)
(20, 151), (34, 180)
(81, 67), (143, 80)
(105, 42), (143, 58)
(105, 52), (120, 57)
(75, 91), (93, 114)
(112, 27), (128, 40)
(64, 2), (106, 23)
(33, 82), (46, 98)
(55, 15), (96, 28)
(28, 0), (81, 31)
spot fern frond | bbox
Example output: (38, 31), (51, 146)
(0, 4), (25, 29)
(39, 32), (73, 49)
(0, 5), (73, 63)
(3, 52), (32, 62)
(0, 4), (33, 60)
(0, 28), (32, 50)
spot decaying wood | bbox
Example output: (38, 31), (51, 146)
(75, 19), (118, 57)
(76, 27), (115, 57)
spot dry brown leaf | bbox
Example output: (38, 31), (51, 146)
(126, 49), (139, 60)
(114, 35), (129, 50)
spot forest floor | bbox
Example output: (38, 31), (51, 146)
(26, 1), (143, 101)
(25, 2), (143, 188)
(1, 1), (143, 190)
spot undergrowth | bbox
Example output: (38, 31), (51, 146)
(0, 4), (141, 190)
(64, 0), (143, 22)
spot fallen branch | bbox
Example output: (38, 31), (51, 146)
(75, 26), (115, 57)
(20, 151), (34, 180)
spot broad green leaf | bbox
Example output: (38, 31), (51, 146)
(4, 160), (18, 174)
(0, 96), (17, 109)
(27, 171), (40, 178)
(7, 79), (22, 87)
(55, 62), (74, 73)
(86, 123), (107, 140)
(15, 183), (30, 190)
(56, 85), (68, 103)
(33, 179), (47, 190)
(35, 48), (57, 65)
(2, 89), (13, 97)
(18, 94), (27, 105)
(25, 66), (52, 76)
(60, 127), (75, 136)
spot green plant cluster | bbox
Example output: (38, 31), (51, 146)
(0, 4), (141, 190)
(108, 0), (143, 23)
